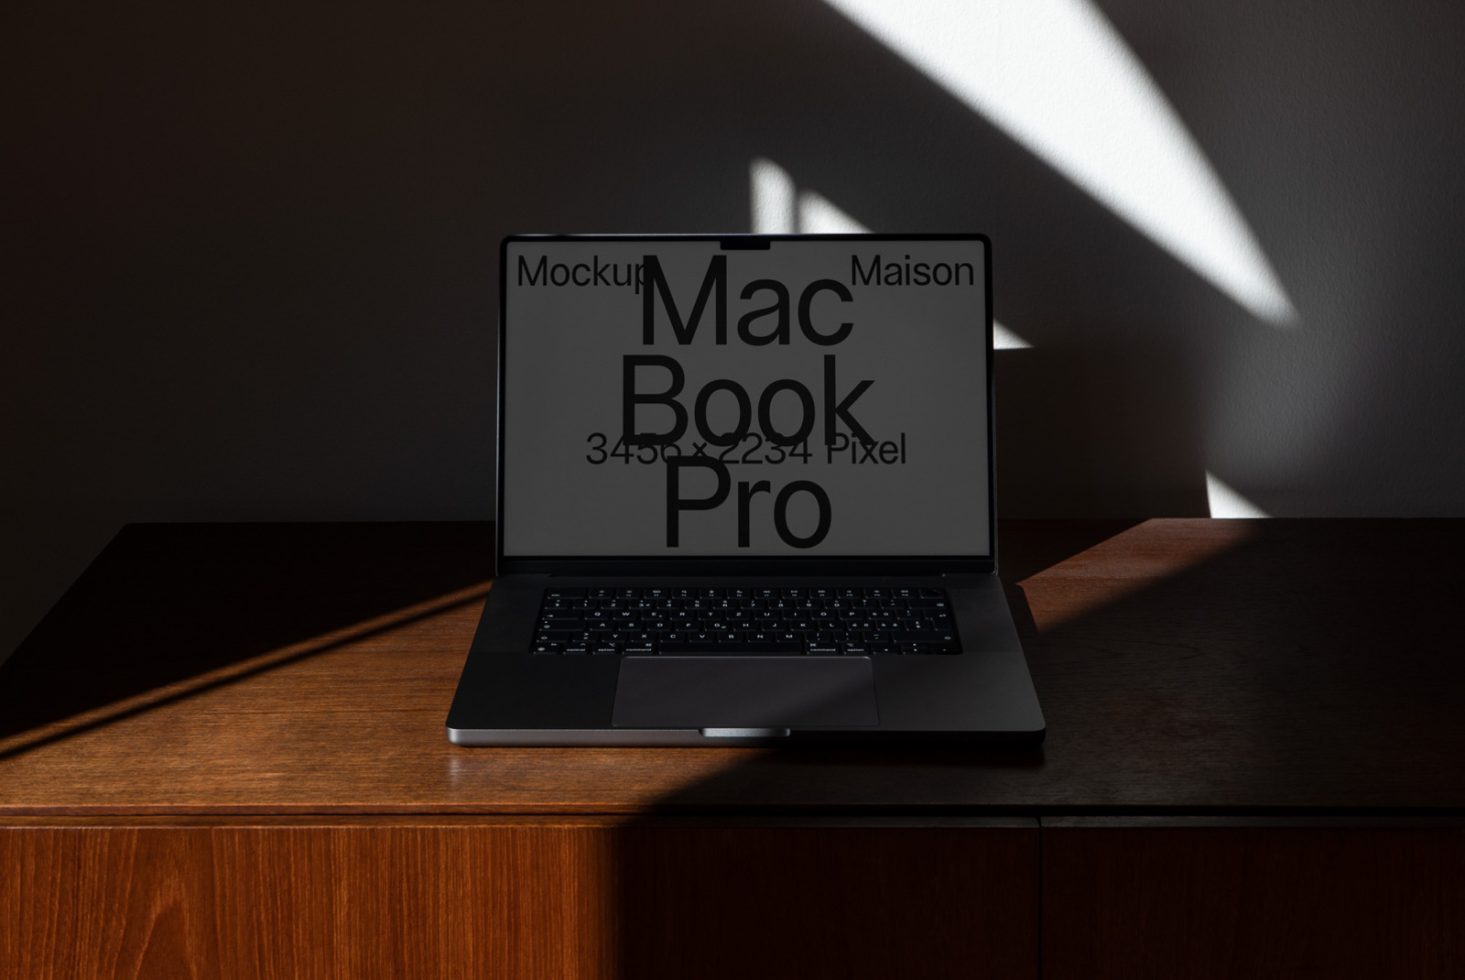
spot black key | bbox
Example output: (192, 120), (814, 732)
(624, 645), (654, 655)
(699, 588), (724, 598)
(615, 588), (641, 598)
(892, 631), (957, 644)
(538, 630), (579, 643)
(909, 596), (948, 608)
(807, 645), (841, 655)
(665, 644), (803, 655)
(563, 645), (590, 655)
(660, 631), (687, 645)
(532, 642), (562, 655)
(591, 642), (620, 655)
(837, 588), (862, 598)
(659, 646), (731, 655)
(660, 640), (717, 653)
(843, 643), (868, 654)
(868, 642), (897, 654)
(589, 588), (614, 599)
(545, 588), (585, 599)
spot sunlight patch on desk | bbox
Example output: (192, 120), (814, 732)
(819, 0), (1296, 326)
(1019, 519), (1255, 632)
(1205, 470), (1269, 519)
(750, 157), (1032, 350)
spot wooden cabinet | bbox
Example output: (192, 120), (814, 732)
(4, 521), (1465, 978)
(2, 818), (1038, 980)
(1043, 820), (1465, 980)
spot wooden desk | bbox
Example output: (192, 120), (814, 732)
(2, 520), (1462, 978)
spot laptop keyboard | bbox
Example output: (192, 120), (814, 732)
(532, 587), (959, 656)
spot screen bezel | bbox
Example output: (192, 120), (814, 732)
(496, 233), (997, 576)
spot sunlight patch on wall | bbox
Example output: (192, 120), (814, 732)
(750, 157), (1031, 349)
(1206, 470), (1269, 518)
(751, 157), (796, 236)
(820, 0), (1296, 326)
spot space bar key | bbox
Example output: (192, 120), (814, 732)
(658, 644), (805, 655)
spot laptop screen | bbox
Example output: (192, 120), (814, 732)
(500, 236), (991, 558)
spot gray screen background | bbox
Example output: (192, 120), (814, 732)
(502, 239), (990, 556)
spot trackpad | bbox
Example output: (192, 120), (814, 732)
(612, 657), (879, 729)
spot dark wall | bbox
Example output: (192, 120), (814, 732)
(6, 0), (1465, 661)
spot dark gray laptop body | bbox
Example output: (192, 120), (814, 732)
(447, 234), (1044, 745)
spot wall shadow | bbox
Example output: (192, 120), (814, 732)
(12, 0), (1465, 661)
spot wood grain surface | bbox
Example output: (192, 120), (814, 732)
(0, 816), (1037, 980)
(1, 519), (1463, 815)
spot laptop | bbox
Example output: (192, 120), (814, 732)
(446, 233), (1044, 745)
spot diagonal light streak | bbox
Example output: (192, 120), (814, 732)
(821, 0), (1297, 325)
